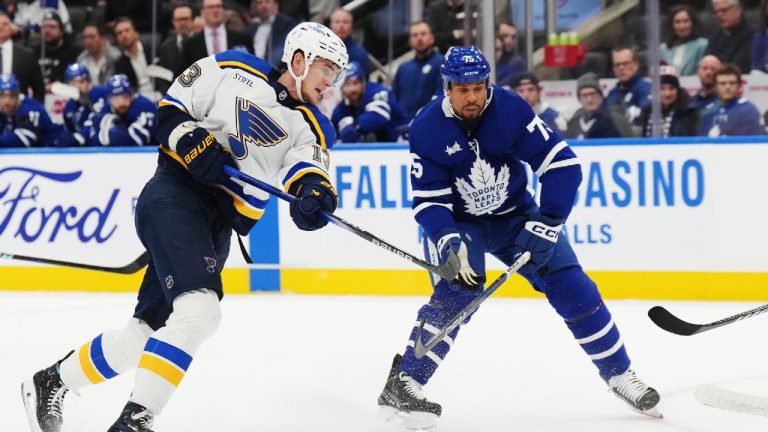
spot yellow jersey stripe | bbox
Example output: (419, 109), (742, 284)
(283, 168), (330, 193)
(138, 353), (185, 387)
(160, 146), (188, 168)
(79, 341), (105, 384)
(217, 61), (268, 81)
(295, 105), (326, 148)
(158, 100), (188, 113)
(233, 198), (265, 220)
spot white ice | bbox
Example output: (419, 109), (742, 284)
(3, 291), (767, 432)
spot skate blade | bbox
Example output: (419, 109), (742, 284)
(378, 406), (439, 431)
(21, 380), (44, 432)
(636, 407), (664, 419)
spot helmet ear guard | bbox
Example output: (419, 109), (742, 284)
(282, 22), (349, 102)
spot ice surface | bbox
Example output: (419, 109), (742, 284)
(2, 292), (767, 432)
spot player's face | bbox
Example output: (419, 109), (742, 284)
(447, 81), (486, 121)
(660, 83), (679, 107)
(715, 73), (741, 103)
(0, 91), (19, 116)
(69, 77), (90, 94)
(612, 49), (638, 82)
(514, 82), (540, 107)
(302, 58), (341, 105)
(109, 94), (131, 115)
(342, 78), (364, 104)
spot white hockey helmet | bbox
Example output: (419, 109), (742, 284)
(282, 22), (349, 101)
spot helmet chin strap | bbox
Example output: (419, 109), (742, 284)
(288, 57), (311, 103)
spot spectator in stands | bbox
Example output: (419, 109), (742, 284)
(428, 0), (467, 53)
(104, 0), (160, 33)
(277, 0), (309, 21)
(329, 8), (369, 78)
(512, 72), (567, 134)
(392, 21), (443, 120)
(310, 0), (338, 23)
(12, 0), (71, 36)
(0, 73), (66, 147)
(660, 4), (708, 76)
(37, 11), (81, 87)
(751, 0), (768, 72)
(113, 17), (154, 98)
(0, 12), (44, 101)
(566, 72), (634, 139)
(81, 73), (157, 146)
(495, 22), (527, 88)
(226, 3), (251, 33)
(691, 54), (722, 112)
(248, 0), (297, 67)
(606, 45), (651, 123)
(181, 0), (252, 71)
(706, 0), (754, 73)
(699, 63), (764, 136)
(636, 64), (699, 137)
(332, 61), (408, 143)
(61, 63), (107, 141)
(159, 4), (195, 84)
(77, 23), (120, 85)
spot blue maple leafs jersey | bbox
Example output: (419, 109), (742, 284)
(62, 85), (108, 134)
(81, 94), (157, 146)
(331, 81), (408, 142)
(0, 95), (66, 147)
(410, 85), (582, 243)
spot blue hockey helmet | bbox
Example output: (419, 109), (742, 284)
(440, 46), (491, 90)
(106, 74), (133, 96)
(64, 63), (90, 82)
(0, 73), (20, 93)
(345, 61), (365, 82)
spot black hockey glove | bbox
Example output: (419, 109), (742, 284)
(176, 127), (235, 185)
(511, 212), (564, 275)
(289, 174), (338, 231)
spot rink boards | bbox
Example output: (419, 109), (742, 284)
(1, 138), (767, 300)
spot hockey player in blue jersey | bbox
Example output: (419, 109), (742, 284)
(331, 61), (408, 143)
(376, 47), (661, 430)
(81, 74), (157, 146)
(0, 73), (67, 147)
(61, 63), (108, 139)
(22, 22), (347, 432)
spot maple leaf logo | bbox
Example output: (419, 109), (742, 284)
(455, 157), (510, 215)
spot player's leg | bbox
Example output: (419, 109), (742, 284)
(493, 217), (659, 414)
(107, 173), (231, 431)
(378, 222), (486, 429)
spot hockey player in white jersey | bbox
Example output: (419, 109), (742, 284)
(21, 22), (347, 432)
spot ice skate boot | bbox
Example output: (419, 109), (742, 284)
(107, 401), (155, 432)
(21, 351), (74, 432)
(607, 368), (663, 418)
(378, 354), (442, 431)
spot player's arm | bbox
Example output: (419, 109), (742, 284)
(278, 109), (338, 231)
(0, 109), (42, 147)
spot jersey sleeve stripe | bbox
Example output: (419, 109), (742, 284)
(541, 158), (581, 175)
(159, 95), (189, 113)
(413, 201), (453, 215)
(294, 105), (327, 148)
(216, 60), (268, 81)
(14, 129), (35, 147)
(283, 166), (331, 192)
(365, 104), (391, 120)
(233, 197), (265, 220)
(534, 140), (568, 177)
(128, 127), (146, 146)
(412, 187), (453, 198)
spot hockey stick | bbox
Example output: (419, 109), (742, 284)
(413, 251), (531, 358)
(647, 303), (768, 336)
(222, 166), (457, 280)
(695, 385), (768, 417)
(0, 251), (149, 274)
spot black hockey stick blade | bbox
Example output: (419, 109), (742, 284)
(223, 166), (456, 280)
(413, 252), (531, 358)
(648, 303), (768, 336)
(0, 251), (149, 274)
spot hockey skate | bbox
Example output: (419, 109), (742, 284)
(21, 352), (73, 432)
(378, 354), (442, 431)
(607, 369), (663, 418)
(107, 401), (155, 432)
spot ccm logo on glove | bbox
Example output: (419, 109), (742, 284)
(524, 221), (562, 242)
(183, 133), (216, 164)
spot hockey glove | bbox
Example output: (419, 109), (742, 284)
(438, 234), (480, 290)
(288, 174), (338, 231)
(511, 212), (564, 274)
(176, 127), (235, 185)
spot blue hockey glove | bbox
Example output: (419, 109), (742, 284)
(176, 127), (235, 185)
(288, 174), (338, 231)
(438, 234), (480, 290)
(511, 212), (564, 274)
